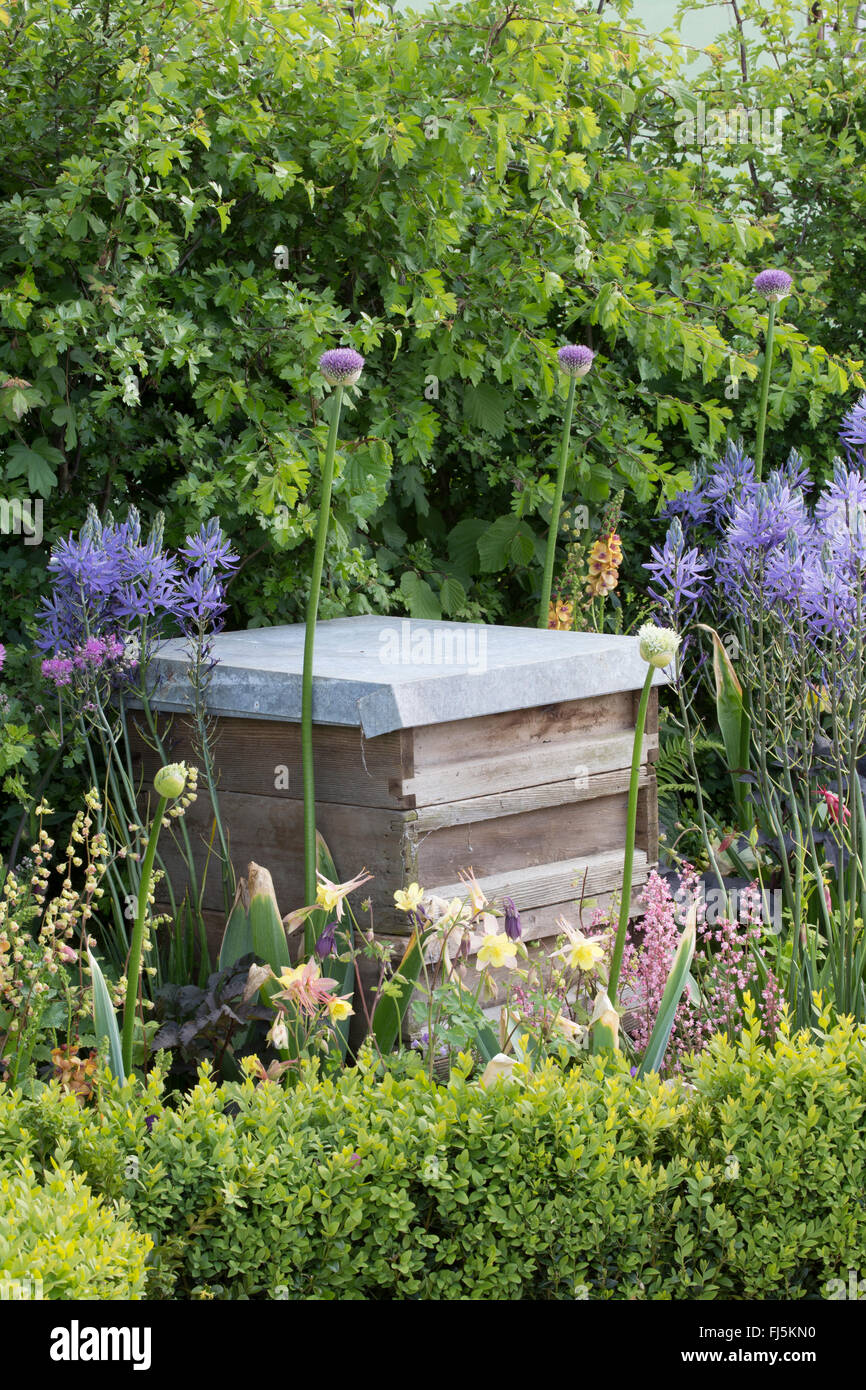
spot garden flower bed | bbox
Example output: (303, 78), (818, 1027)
(3, 0), (866, 1324)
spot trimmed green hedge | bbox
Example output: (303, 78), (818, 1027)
(1, 1013), (864, 1300)
(0, 1158), (152, 1299)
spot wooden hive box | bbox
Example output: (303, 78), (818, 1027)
(132, 617), (663, 975)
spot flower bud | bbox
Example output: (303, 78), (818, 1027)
(637, 622), (681, 669)
(153, 762), (189, 800)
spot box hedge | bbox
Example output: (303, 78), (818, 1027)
(0, 1011), (863, 1300)
(0, 1157), (152, 1300)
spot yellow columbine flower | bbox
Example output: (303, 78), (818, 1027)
(394, 882), (424, 912)
(327, 996), (354, 1022)
(554, 924), (604, 974)
(476, 933), (519, 970)
(278, 962), (319, 990)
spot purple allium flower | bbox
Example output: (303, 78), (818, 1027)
(644, 517), (711, 625)
(503, 897), (522, 941)
(0, 643), (5, 674)
(753, 268), (793, 302)
(839, 394), (866, 455)
(314, 921), (338, 958)
(557, 344), (594, 378)
(318, 348), (364, 386)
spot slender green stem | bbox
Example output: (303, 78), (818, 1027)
(302, 384), (344, 926)
(538, 376), (576, 628)
(754, 300), (777, 482)
(607, 666), (654, 1005)
(121, 796), (167, 1074)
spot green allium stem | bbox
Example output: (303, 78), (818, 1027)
(121, 796), (166, 1074)
(538, 376), (576, 628)
(754, 300), (777, 482)
(607, 665), (654, 1006)
(302, 384), (343, 923)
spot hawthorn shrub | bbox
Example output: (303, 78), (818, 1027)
(1, 1011), (863, 1300)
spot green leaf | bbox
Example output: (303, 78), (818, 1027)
(399, 570), (442, 619)
(372, 929), (429, 1054)
(463, 382), (506, 437)
(439, 575), (466, 615)
(638, 905), (697, 1077)
(447, 518), (487, 575)
(248, 863), (291, 1002)
(697, 624), (751, 818)
(218, 879), (253, 972)
(87, 949), (125, 1083)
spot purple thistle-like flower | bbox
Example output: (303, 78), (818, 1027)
(644, 517), (711, 625)
(319, 348), (364, 385)
(557, 344), (594, 378)
(503, 897), (522, 941)
(314, 921), (339, 959)
(839, 394), (866, 455)
(753, 268), (793, 302)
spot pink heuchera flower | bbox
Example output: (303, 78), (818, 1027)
(618, 867), (779, 1074)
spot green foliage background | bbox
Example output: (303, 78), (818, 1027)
(0, 0), (864, 837)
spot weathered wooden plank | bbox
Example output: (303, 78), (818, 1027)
(410, 691), (636, 772)
(410, 794), (630, 887)
(409, 765), (650, 832)
(397, 731), (657, 804)
(154, 788), (406, 919)
(419, 849), (648, 919)
(128, 714), (411, 809)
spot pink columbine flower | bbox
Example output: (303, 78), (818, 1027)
(818, 786), (851, 827)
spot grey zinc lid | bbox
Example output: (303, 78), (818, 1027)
(146, 616), (667, 739)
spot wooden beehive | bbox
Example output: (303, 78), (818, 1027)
(132, 618), (662, 971)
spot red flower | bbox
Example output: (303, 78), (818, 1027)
(818, 786), (851, 827)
